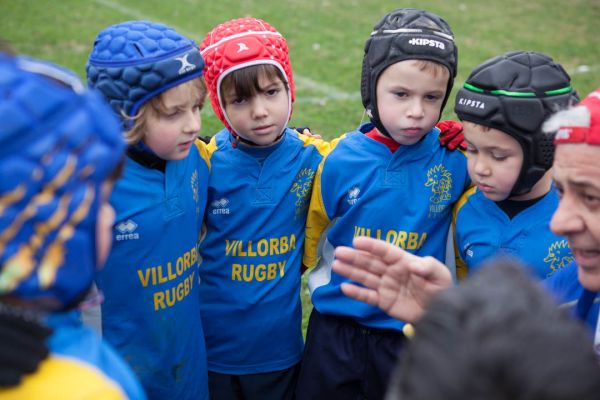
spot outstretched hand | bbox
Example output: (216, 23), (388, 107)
(332, 236), (452, 322)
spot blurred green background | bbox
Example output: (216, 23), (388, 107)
(2, 0), (599, 138)
(3, 0), (599, 333)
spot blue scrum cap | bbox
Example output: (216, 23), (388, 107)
(0, 53), (124, 307)
(86, 20), (205, 127)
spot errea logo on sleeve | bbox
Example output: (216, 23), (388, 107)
(408, 38), (445, 50)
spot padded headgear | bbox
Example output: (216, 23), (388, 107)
(200, 17), (294, 136)
(455, 51), (577, 196)
(87, 20), (205, 128)
(361, 8), (457, 137)
(0, 54), (124, 307)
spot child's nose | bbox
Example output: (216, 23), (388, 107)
(407, 99), (425, 118)
(184, 111), (201, 133)
(251, 98), (268, 118)
(473, 157), (490, 176)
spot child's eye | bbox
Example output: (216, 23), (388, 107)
(425, 94), (441, 101)
(465, 146), (477, 154)
(394, 91), (407, 98)
(231, 98), (246, 105)
(164, 110), (180, 118)
(491, 153), (507, 161)
(265, 88), (280, 96)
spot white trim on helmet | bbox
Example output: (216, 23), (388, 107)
(216, 59), (292, 138)
(373, 28), (454, 41)
(201, 31), (283, 56)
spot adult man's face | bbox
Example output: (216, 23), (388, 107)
(551, 143), (600, 291)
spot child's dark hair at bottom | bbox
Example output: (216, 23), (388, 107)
(388, 259), (600, 400)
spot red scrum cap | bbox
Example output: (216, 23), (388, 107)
(546, 88), (600, 145)
(200, 17), (294, 135)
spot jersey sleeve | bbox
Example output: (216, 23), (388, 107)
(452, 187), (475, 280)
(303, 158), (332, 269)
(296, 131), (344, 157)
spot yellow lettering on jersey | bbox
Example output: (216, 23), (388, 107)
(353, 225), (427, 250)
(230, 261), (287, 282)
(223, 234), (297, 257)
(136, 244), (197, 287)
(152, 271), (195, 311)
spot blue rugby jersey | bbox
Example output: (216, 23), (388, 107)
(96, 141), (210, 400)
(0, 310), (145, 399)
(544, 263), (600, 339)
(199, 128), (333, 374)
(304, 123), (470, 331)
(453, 187), (572, 280)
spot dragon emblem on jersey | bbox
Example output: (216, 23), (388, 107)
(425, 164), (452, 216)
(290, 168), (315, 217)
(543, 240), (574, 276)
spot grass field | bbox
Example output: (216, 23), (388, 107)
(3, 0), (599, 334)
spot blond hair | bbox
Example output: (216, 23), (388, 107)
(125, 77), (207, 144)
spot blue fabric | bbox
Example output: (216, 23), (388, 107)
(544, 262), (600, 334)
(97, 144), (210, 400)
(199, 128), (325, 374)
(454, 187), (572, 279)
(47, 310), (146, 399)
(307, 124), (470, 331)
(87, 20), (204, 123)
(0, 55), (123, 305)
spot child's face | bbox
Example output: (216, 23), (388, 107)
(376, 60), (448, 145)
(222, 73), (289, 146)
(463, 122), (524, 201)
(143, 82), (202, 160)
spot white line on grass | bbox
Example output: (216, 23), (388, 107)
(569, 64), (600, 75)
(92, 0), (360, 106)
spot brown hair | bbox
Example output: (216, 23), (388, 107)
(125, 76), (207, 144)
(220, 64), (288, 105)
(411, 59), (450, 80)
(463, 120), (492, 132)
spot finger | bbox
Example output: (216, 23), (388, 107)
(352, 237), (409, 265)
(334, 246), (387, 275)
(332, 259), (384, 290)
(340, 282), (379, 306)
(408, 256), (452, 287)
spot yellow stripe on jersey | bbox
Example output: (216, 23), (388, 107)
(296, 132), (345, 157)
(194, 138), (214, 171)
(303, 158), (332, 269)
(452, 185), (477, 280)
(0, 356), (127, 400)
